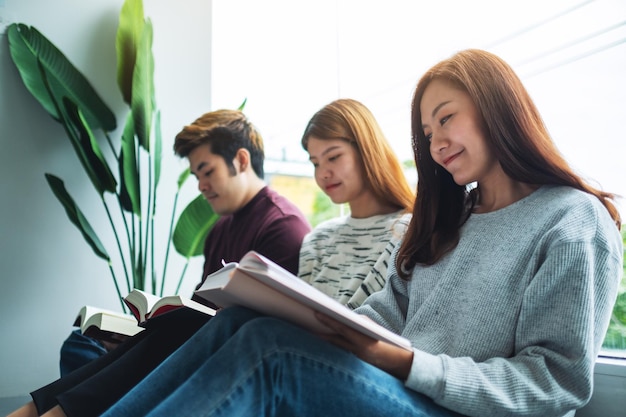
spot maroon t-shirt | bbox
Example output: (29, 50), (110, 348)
(192, 186), (311, 302)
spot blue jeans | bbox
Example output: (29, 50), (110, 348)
(59, 330), (107, 376)
(101, 307), (463, 417)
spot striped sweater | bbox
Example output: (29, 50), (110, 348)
(298, 211), (411, 309)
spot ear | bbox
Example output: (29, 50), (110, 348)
(234, 148), (251, 173)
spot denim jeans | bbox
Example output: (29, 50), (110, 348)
(59, 330), (107, 376)
(34, 310), (210, 417)
(101, 307), (463, 417)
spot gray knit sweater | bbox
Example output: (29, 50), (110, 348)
(356, 185), (623, 417)
(298, 211), (411, 309)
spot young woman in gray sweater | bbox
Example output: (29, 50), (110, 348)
(98, 49), (622, 417)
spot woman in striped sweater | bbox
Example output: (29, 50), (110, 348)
(298, 98), (414, 310)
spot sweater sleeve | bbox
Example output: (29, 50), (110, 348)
(297, 226), (322, 284)
(358, 197), (623, 417)
(405, 221), (622, 416)
(346, 214), (410, 309)
(354, 257), (411, 337)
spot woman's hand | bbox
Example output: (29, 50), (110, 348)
(314, 312), (413, 380)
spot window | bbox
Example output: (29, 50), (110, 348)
(211, 0), (626, 355)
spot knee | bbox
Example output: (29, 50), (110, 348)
(212, 309), (316, 351)
(189, 306), (264, 343)
(237, 316), (302, 346)
(213, 306), (263, 325)
(59, 330), (107, 376)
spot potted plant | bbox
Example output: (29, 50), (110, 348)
(6, 0), (219, 311)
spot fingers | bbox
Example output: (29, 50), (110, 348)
(314, 311), (376, 352)
(314, 311), (365, 341)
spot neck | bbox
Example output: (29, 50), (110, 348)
(473, 180), (537, 213)
(239, 176), (266, 208)
(349, 191), (400, 218)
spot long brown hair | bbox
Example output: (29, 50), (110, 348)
(302, 98), (414, 211)
(396, 49), (621, 279)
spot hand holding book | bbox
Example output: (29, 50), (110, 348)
(195, 251), (412, 351)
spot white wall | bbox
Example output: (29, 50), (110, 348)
(211, 0), (626, 222)
(0, 0), (212, 397)
(1, 2), (624, 414)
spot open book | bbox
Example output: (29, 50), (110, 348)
(73, 305), (144, 340)
(123, 289), (217, 325)
(195, 251), (412, 351)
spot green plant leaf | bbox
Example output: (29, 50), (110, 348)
(134, 250), (145, 290)
(119, 113), (140, 214)
(32, 58), (117, 196)
(131, 19), (155, 151)
(238, 98), (247, 110)
(153, 110), (162, 187)
(60, 98), (118, 196)
(172, 195), (219, 259)
(7, 23), (116, 131)
(45, 173), (110, 261)
(177, 168), (191, 189)
(116, 0), (144, 104)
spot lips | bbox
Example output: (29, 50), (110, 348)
(325, 183), (341, 192)
(443, 151), (462, 166)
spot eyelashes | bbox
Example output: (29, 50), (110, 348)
(423, 114), (452, 143)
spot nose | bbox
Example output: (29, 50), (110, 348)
(316, 164), (331, 181)
(198, 178), (209, 193)
(430, 130), (448, 153)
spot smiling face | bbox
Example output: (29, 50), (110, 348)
(306, 136), (370, 207)
(420, 79), (501, 187)
(188, 144), (248, 215)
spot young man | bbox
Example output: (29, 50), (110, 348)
(31, 109), (310, 417)
(177, 110), (309, 294)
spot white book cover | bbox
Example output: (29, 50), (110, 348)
(195, 251), (411, 351)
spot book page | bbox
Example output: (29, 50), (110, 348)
(149, 295), (216, 319)
(196, 251), (412, 351)
(236, 266), (411, 350)
(124, 289), (161, 323)
(85, 312), (144, 338)
(75, 305), (143, 339)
